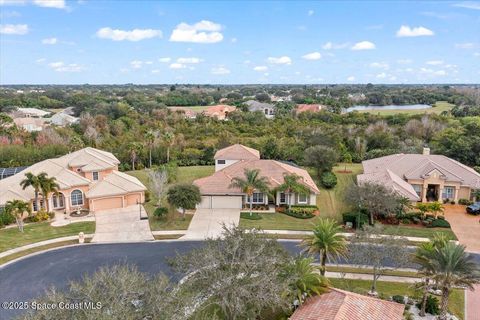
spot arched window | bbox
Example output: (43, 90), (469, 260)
(71, 190), (84, 206)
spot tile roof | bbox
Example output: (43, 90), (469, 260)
(86, 171), (146, 198)
(194, 159), (319, 194)
(245, 100), (275, 112)
(357, 169), (420, 201)
(214, 144), (260, 160)
(290, 288), (404, 320)
(202, 105), (237, 119)
(296, 104), (325, 113)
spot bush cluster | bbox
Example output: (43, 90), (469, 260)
(320, 171), (337, 189)
(0, 211), (15, 227)
(416, 295), (440, 315)
(283, 206), (317, 219)
(428, 218), (451, 228)
(342, 211), (369, 229)
(25, 210), (52, 223)
(458, 198), (473, 206)
(153, 207), (169, 218)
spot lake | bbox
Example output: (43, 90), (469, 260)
(346, 104), (432, 112)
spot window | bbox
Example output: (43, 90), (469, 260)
(92, 171), (99, 181)
(217, 160), (226, 165)
(264, 109), (269, 115)
(248, 192), (264, 204)
(412, 184), (422, 196)
(71, 190), (84, 206)
(32, 199), (44, 212)
(298, 193), (308, 204)
(279, 192), (287, 204)
(52, 193), (64, 208)
(76, 168), (81, 172)
(442, 187), (455, 200)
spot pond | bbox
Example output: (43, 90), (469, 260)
(346, 104), (431, 112)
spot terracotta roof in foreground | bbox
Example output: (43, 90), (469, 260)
(290, 288), (404, 320)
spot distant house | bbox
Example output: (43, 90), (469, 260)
(193, 144), (319, 209)
(296, 104), (325, 114)
(49, 112), (79, 126)
(244, 100), (275, 118)
(13, 117), (47, 132)
(358, 148), (480, 203)
(290, 288), (404, 320)
(0, 147), (146, 213)
(168, 107), (198, 119)
(202, 105), (236, 120)
(12, 107), (50, 118)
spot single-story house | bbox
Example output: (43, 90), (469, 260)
(13, 117), (48, 132)
(202, 104), (237, 120)
(244, 100), (275, 118)
(11, 107), (51, 118)
(193, 144), (319, 209)
(168, 107), (198, 119)
(296, 104), (325, 114)
(0, 147), (146, 213)
(48, 112), (79, 126)
(358, 148), (480, 203)
(290, 288), (404, 320)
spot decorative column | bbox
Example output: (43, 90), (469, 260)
(438, 187), (444, 202)
(422, 185), (428, 202)
(454, 187), (460, 203)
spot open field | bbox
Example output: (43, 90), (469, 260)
(0, 222), (95, 253)
(329, 278), (464, 319)
(356, 101), (454, 116)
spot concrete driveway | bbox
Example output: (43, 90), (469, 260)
(92, 205), (154, 243)
(444, 204), (480, 253)
(181, 208), (240, 240)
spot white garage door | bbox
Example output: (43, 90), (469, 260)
(197, 196), (242, 209)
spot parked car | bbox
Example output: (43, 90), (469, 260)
(466, 202), (480, 215)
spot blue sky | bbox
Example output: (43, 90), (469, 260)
(0, 0), (479, 84)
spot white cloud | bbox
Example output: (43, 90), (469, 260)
(347, 76), (355, 82)
(322, 41), (348, 50)
(176, 57), (202, 64)
(42, 37), (57, 45)
(48, 61), (83, 72)
(0, 0), (27, 5)
(36, 58), (46, 63)
(33, 0), (66, 9)
(376, 72), (387, 79)
(396, 25), (434, 37)
(397, 59), (413, 64)
(158, 57), (171, 63)
(455, 42), (475, 49)
(351, 41), (376, 50)
(231, 37), (237, 43)
(151, 69), (160, 74)
(370, 62), (389, 69)
(426, 60), (444, 65)
(452, 1), (480, 10)
(96, 27), (162, 41)
(0, 23), (28, 34)
(169, 63), (186, 69)
(308, 10), (314, 16)
(169, 20), (223, 43)
(211, 66), (230, 75)
(267, 56), (292, 65)
(420, 67), (447, 76)
(130, 60), (143, 69)
(253, 66), (268, 72)
(302, 52), (322, 60)
(474, 52), (480, 57)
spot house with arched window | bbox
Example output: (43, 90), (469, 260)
(0, 147), (146, 213)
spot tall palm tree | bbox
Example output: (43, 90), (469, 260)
(415, 242), (480, 320)
(5, 199), (31, 232)
(285, 257), (329, 306)
(301, 218), (348, 276)
(276, 173), (310, 210)
(412, 241), (435, 317)
(127, 142), (141, 170)
(38, 174), (60, 211)
(163, 131), (175, 163)
(20, 172), (42, 212)
(144, 130), (157, 168)
(229, 168), (270, 216)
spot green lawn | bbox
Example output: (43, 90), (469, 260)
(357, 101), (454, 116)
(329, 278), (464, 319)
(315, 163), (363, 221)
(127, 166), (214, 231)
(0, 222), (95, 253)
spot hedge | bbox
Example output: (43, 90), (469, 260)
(428, 218), (451, 228)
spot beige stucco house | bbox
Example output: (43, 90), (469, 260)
(358, 148), (480, 203)
(0, 147), (146, 213)
(194, 144), (319, 209)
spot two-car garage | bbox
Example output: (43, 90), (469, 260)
(197, 195), (243, 209)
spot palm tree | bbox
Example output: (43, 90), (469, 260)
(276, 173), (310, 210)
(144, 130), (157, 168)
(38, 174), (60, 211)
(20, 172), (42, 212)
(5, 199), (31, 232)
(127, 142), (141, 170)
(415, 242), (480, 320)
(301, 218), (348, 276)
(163, 131), (175, 163)
(412, 241), (435, 317)
(286, 257), (329, 306)
(229, 168), (270, 216)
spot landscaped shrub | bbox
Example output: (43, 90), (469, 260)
(144, 190), (151, 203)
(458, 198), (473, 206)
(428, 218), (451, 228)
(154, 207), (169, 218)
(240, 212), (262, 220)
(392, 295), (405, 304)
(0, 211), (15, 226)
(283, 207), (315, 219)
(342, 211), (369, 228)
(320, 171), (337, 189)
(416, 295), (440, 315)
(25, 210), (50, 223)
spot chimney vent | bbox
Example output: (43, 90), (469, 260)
(423, 147), (430, 155)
